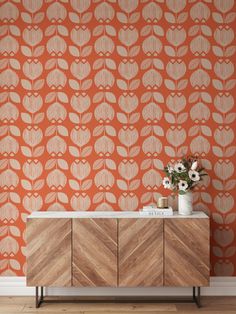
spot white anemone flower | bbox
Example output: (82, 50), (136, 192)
(178, 180), (188, 191)
(167, 165), (174, 173)
(162, 177), (172, 189)
(189, 170), (200, 181)
(174, 162), (186, 173)
(191, 161), (198, 170)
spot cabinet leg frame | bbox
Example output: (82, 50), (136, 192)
(36, 286), (44, 308)
(193, 286), (201, 308)
(35, 286), (201, 308)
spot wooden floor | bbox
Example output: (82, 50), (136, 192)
(1, 297), (236, 314)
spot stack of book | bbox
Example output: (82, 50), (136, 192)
(140, 205), (173, 216)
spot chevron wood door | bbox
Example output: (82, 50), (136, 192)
(26, 218), (72, 287)
(164, 218), (210, 287)
(72, 218), (117, 287)
(118, 218), (163, 287)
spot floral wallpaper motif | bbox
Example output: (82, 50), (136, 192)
(0, 0), (236, 276)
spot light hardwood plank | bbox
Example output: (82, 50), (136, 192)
(22, 302), (176, 312)
(86, 312), (236, 314)
(8, 312), (84, 314)
(1, 297), (236, 313)
(1, 308), (236, 313)
(0, 303), (24, 312)
(0, 296), (31, 304)
(86, 312), (175, 314)
(177, 296), (236, 311)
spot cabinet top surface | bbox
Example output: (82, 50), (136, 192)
(28, 211), (208, 219)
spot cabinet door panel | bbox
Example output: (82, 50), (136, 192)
(73, 218), (117, 287)
(26, 218), (71, 287)
(164, 218), (209, 287)
(119, 218), (163, 287)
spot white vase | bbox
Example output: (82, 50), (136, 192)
(178, 191), (193, 215)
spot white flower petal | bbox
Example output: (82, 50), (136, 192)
(174, 162), (186, 173)
(191, 161), (198, 170)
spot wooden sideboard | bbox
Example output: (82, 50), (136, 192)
(26, 211), (209, 307)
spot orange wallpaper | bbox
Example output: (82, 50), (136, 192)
(0, 0), (236, 276)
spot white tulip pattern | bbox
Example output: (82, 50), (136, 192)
(116, 0), (141, 211)
(211, 0), (236, 276)
(92, 0), (117, 210)
(0, 1), (22, 275)
(44, 1), (69, 213)
(0, 0), (235, 276)
(140, 0), (164, 207)
(68, 0), (93, 211)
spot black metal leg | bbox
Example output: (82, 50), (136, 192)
(36, 286), (44, 308)
(35, 286), (202, 308)
(197, 287), (201, 308)
(35, 286), (38, 308)
(193, 286), (201, 308)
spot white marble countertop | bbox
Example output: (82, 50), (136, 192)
(28, 211), (208, 219)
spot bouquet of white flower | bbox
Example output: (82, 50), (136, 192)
(162, 157), (207, 195)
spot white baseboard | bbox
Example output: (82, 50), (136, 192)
(0, 277), (236, 296)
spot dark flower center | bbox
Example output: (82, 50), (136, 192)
(178, 167), (182, 170)
(192, 174), (196, 178)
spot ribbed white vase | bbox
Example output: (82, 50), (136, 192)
(178, 191), (193, 215)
